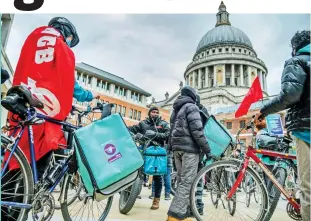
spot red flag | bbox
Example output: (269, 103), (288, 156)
(235, 76), (263, 118)
(6, 26), (75, 169)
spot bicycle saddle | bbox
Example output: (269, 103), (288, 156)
(6, 85), (44, 109)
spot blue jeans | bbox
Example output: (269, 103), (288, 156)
(152, 166), (171, 196)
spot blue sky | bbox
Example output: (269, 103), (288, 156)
(6, 13), (310, 101)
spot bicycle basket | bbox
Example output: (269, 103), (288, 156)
(73, 113), (144, 197)
(204, 115), (234, 157)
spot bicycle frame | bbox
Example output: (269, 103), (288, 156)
(226, 144), (300, 211)
(1, 109), (78, 209)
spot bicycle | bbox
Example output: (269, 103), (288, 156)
(118, 134), (166, 214)
(1, 86), (113, 221)
(190, 115), (301, 221)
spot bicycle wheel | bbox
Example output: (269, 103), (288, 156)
(264, 167), (286, 221)
(190, 160), (268, 221)
(53, 172), (82, 210)
(118, 176), (142, 214)
(60, 173), (113, 221)
(1, 140), (34, 221)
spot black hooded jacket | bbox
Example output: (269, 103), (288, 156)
(128, 115), (170, 146)
(168, 87), (210, 154)
(260, 44), (310, 132)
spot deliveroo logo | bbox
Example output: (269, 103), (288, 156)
(104, 143), (122, 163)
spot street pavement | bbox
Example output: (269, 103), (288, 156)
(38, 185), (293, 221)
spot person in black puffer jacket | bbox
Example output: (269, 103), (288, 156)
(258, 30), (310, 221)
(128, 106), (170, 210)
(167, 86), (211, 221)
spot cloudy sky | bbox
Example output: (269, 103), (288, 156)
(6, 12), (310, 102)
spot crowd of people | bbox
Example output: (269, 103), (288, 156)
(0, 15), (310, 221)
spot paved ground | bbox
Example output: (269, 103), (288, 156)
(41, 186), (293, 221)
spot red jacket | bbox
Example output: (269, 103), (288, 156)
(8, 26), (75, 169)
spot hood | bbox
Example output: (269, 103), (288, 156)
(297, 44), (310, 55)
(181, 86), (197, 102)
(173, 95), (195, 112)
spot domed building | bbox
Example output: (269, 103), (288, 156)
(156, 1), (269, 114)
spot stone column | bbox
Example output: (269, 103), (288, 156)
(259, 70), (263, 90)
(205, 67), (209, 88)
(247, 66), (252, 87)
(198, 68), (202, 89)
(264, 72), (268, 91)
(191, 71), (195, 88)
(239, 65), (244, 86)
(222, 65), (226, 85)
(213, 66), (217, 86)
(231, 64), (235, 86)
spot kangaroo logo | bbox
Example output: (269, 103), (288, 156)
(14, 0), (44, 11)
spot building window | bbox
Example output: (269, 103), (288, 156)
(133, 110), (137, 120)
(226, 78), (230, 85)
(97, 79), (101, 89)
(137, 111), (141, 121)
(249, 52), (251, 55)
(232, 48), (235, 52)
(129, 109), (133, 119)
(88, 77), (92, 85)
(111, 104), (116, 114)
(106, 83), (110, 91)
(235, 78), (238, 85)
(226, 48), (229, 52)
(226, 122), (232, 129)
(77, 73), (81, 80)
(82, 75), (87, 84)
(117, 105), (121, 113)
(240, 120), (246, 128)
(212, 49), (215, 53)
(206, 51), (209, 55)
(211, 79), (214, 86)
(114, 86), (119, 95)
(121, 106), (126, 117)
(244, 50), (247, 53)
(239, 49), (242, 52)
(219, 48), (222, 52)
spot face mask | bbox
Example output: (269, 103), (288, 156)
(66, 38), (72, 47)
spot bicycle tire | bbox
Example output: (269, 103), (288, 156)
(263, 167), (286, 221)
(190, 160), (268, 221)
(118, 177), (142, 214)
(54, 172), (82, 210)
(60, 174), (113, 221)
(1, 143), (34, 221)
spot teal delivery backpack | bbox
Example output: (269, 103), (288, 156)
(143, 145), (167, 176)
(73, 113), (144, 197)
(203, 115), (235, 165)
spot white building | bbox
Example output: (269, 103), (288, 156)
(1, 14), (15, 128)
(157, 2), (269, 114)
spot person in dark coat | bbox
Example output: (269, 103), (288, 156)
(167, 86), (211, 221)
(258, 30), (310, 221)
(128, 106), (170, 210)
(1, 67), (10, 84)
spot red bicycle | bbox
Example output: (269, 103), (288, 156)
(190, 115), (300, 221)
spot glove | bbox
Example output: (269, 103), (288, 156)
(145, 130), (157, 138)
(135, 133), (144, 140)
(205, 152), (213, 161)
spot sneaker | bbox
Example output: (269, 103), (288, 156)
(165, 193), (171, 200)
(198, 209), (204, 216)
